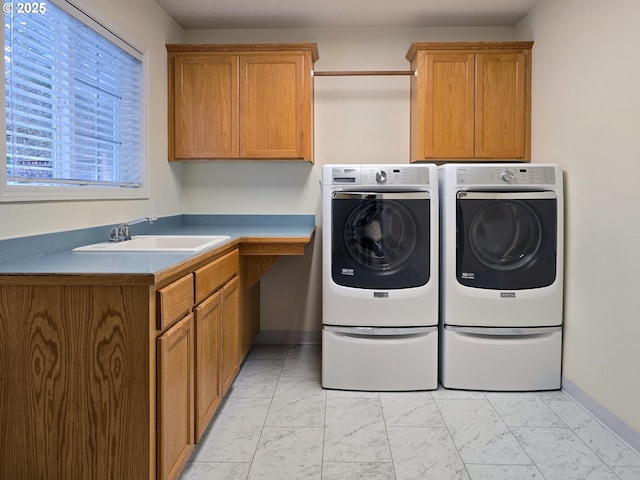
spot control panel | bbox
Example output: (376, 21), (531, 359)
(456, 166), (557, 185)
(331, 165), (431, 186)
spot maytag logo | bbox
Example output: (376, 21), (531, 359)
(373, 292), (389, 298)
(341, 268), (354, 276)
(501, 292), (516, 298)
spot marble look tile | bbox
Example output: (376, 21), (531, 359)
(611, 466), (640, 479)
(282, 344), (321, 377)
(513, 427), (619, 480)
(247, 427), (323, 479)
(537, 390), (571, 402)
(326, 389), (380, 399)
(466, 464), (545, 479)
(431, 387), (487, 400)
(435, 399), (531, 464)
(322, 462), (396, 480)
(246, 343), (290, 360)
(265, 376), (326, 427)
(387, 426), (469, 480)
(324, 396), (392, 462)
(180, 462), (251, 480)
(485, 392), (566, 427)
(192, 398), (271, 463)
(547, 400), (640, 467)
(380, 391), (444, 427)
(226, 358), (283, 399)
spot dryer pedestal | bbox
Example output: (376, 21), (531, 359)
(322, 327), (438, 391)
(440, 326), (562, 391)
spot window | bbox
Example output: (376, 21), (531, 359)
(2, 0), (146, 200)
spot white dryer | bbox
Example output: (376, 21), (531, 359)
(439, 163), (564, 391)
(322, 164), (439, 391)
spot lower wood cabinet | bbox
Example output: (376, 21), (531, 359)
(157, 313), (195, 480)
(220, 276), (240, 395)
(0, 231), (314, 480)
(194, 289), (223, 442)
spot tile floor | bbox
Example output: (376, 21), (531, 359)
(181, 344), (640, 480)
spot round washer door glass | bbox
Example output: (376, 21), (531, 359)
(344, 200), (417, 271)
(469, 200), (541, 271)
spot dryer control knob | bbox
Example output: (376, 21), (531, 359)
(376, 170), (388, 183)
(501, 170), (516, 183)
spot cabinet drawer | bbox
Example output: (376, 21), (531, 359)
(194, 249), (239, 304)
(157, 273), (194, 331)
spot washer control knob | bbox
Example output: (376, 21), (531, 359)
(375, 170), (388, 184)
(501, 170), (516, 183)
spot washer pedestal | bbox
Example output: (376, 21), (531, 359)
(440, 326), (562, 391)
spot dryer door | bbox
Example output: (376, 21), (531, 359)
(457, 191), (557, 290)
(332, 191), (431, 289)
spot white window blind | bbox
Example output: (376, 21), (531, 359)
(4, 0), (144, 192)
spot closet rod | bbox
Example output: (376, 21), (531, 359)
(313, 70), (415, 77)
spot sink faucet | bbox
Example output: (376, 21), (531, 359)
(109, 216), (154, 243)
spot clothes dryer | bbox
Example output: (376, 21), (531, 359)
(439, 163), (564, 391)
(322, 164), (439, 391)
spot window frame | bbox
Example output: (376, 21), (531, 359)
(1, 0), (149, 202)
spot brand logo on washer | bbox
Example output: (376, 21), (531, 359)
(374, 292), (389, 298)
(461, 272), (475, 279)
(341, 268), (354, 276)
(501, 292), (516, 298)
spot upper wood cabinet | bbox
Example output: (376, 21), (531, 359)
(406, 42), (533, 162)
(167, 43), (319, 162)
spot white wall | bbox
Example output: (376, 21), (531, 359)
(517, 0), (640, 432)
(181, 26), (517, 334)
(0, 0), (185, 240)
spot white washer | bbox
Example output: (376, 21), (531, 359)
(322, 164), (439, 391)
(439, 163), (564, 391)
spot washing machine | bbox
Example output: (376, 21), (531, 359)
(322, 164), (439, 391)
(439, 163), (564, 391)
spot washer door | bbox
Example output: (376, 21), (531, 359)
(332, 191), (430, 289)
(457, 191), (557, 289)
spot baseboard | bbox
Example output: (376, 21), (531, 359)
(562, 375), (640, 453)
(254, 330), (321, 345)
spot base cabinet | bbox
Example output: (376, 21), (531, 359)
(194, 290), (222, 442)
(0, 231), (314, 480)
(157, 313), (195, 480)
(220, 276), (240, 394)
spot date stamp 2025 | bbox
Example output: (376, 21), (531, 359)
(3, 2), (47, 14)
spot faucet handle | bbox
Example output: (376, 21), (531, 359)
(118, 224), (130, 240)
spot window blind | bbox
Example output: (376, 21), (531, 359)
(4, 1), (144, 189)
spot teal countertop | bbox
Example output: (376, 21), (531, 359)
(0, 215), (315, 277)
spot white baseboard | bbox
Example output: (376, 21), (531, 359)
(562, 375), (640, 453)
(254, 330), (321, 345)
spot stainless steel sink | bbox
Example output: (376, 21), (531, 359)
(73, 235), (230, 252)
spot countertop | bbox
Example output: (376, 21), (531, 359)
(0, 215), (315, 280)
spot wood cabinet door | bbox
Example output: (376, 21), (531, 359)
(421, 52), (475, 159)
(171, 54), (239, 159)
(475, 52), (528, 159)
(239, 53), (312, 161)
(193, 290), (222, 442)
(157, 313), (194, 480)
(220, 276), (240, 395)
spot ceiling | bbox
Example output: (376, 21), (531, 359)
(155, 0), (541, 30)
